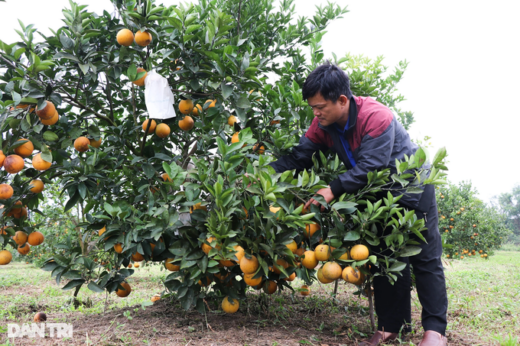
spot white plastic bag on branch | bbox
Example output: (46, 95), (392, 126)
(144, 70), (176, 119)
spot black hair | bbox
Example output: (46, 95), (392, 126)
(302, 61), (352, 102)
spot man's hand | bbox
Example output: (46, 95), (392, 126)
(304, 187), (334, 212)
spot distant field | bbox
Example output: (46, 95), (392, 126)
(0, 252), (518, 345)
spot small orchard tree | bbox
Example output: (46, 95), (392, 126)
(437, 181), (510, 260)
(0, 0), (447, 323)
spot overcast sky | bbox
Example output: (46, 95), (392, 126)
(2, 0), (519, 203)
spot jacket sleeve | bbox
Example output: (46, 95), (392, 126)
(269, 135), (328, 173)
(329, 118), (396, 197)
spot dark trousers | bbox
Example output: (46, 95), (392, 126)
(372, 194), (448, 335)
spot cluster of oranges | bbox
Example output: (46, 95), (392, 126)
(0, 228), (44, 265)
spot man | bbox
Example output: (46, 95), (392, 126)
(268, 62), (448, 346)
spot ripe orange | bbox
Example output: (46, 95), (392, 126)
(28, 231), (44, 246)
(132, 67), (147, 86)
(32, 153), (52, 171)
(263, 280), (277, 294)
(234, 245), (245, 262)
(301, 250), (318, 269)
(132, 252), (144, 262)
(4, 155), (25, 173)
(0, 184), (14, 199)
(322, 262), (342, 281)
(227, 115), (237, 126)
(342, 266), (364, 285)
(14, 139), (34, 157)
(89, 137), (102, 148)
(142, 119), (156, 133)
(13, 231), (28, 245)
(231, 132), (240, 143)
(41, 110), (59, 125)
(116, 282), (132, 297)
(98, 226), (106, 236)
(74, 137), (90, 152)
(29, 179), (44, 194)
(0, 250), (13, 265)
(161, 173), (172, 182)
(270, 119), (280, 125)
(178, 116), (194, 131)
(202, 236), (218, 255)
(253, 143), (265, 155)
(304, 222), (320, 238)
(17, 243), (30, 255)
(314, 244), (330, 261)
(35, 101), (56, 120)
(133, 262), (140, 268)
(198, 276), (212, 287)
(300, 285), (310, 296)
(221, 296), (239, 313)
(190, 203), (207, 213)
(116, 28), (134, 46)
(191, 104), (203, 116)
(155, 123), (170, 138)
(135, 30), (152, 46)
(114, 243), (123, 253)
(338, 251), (350, 260)
(179, 99), (194, 114)
(165, 258), (180, 271)
(219, 259), (235, 267)
(240, 255), (259, 274)
(317, 267), (334, 284)
(0, 150), (5, 166)
(151, 294), (160, 303)
(272, 258), (289, 274)
(33, 312), (47, 322)
(14, 207), (27, 219)
(286, 240), (298, 253)
(244, 273), (262, 286)
(350, 244), (369, 261)
(204, 99), (216, 108)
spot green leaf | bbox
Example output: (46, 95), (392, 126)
(142, 163), (156, 179)
(332, 201), (357, 214)
(41, 145), (53, 163)
(62, 279), (84, 290)
(221, 82), (233, 100)
(236, 94), (251, 108)
(343, 231), (360, 241)
(87, 281), (105, 292)
(185, 24), (201, 35)
(64, 192), (81, 212)
(43, 131), (59, 142)
(399, 246), (422, 257)
(432, 147), (447, 166)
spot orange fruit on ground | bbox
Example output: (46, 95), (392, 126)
(204, 99), (216, 108)
(135, 30), (152, 46)
(244, 273), (262, 286)
(240, 255), (259, 274)
(0, 150), (5, 166)
(33, 312), (47, 322)
(301, 250), (319, 269)
(116, 282), (132, 297)
(116, 28), (134, 46)
(133, 262), (140, 268)
(89, 137), (102, 148)
(161, 173), (172, 182)
(13, 231), (28, 245)
(314, 244), (331, 262)
(263, 280), (277, 295)
(202, 236), (218, 255)
(322, 262), (342, 281)
(179, 116), (194, 131)
(179, 99), (194, 114)
(231, 132), (240, 143)
(253, 143), (265, 155)
(41, 110), (59, 125)
(300, 285), (310, 296)
(191, 104), (203, 116)
(74, 137), (90, 152)
(132, 252), (144, 262)
(0, 250), (13, 265)
(286, 240), (298, 253)
(35, 101), (56, 120)
(14, 139), (34, 157)
(350, 244), (369, 261)
(284, 272), (297, 281)
(142, 119), (156, 133)
(151, 294), (160, 303)
(221, 296), (239, 314)
(28, 231), (44, 246)
(304, 222), (320, 238)
(227, 115), (237, 126)
(190, 203), (207, 213)
(317, 267), (334, 284)
(29, 180), (44, 193)
(165, 258), (180, 271)
(17, 243), (30, 255)
(133, 67), (147, 86)
(32, 153), (51, 171)
(0, 184), (14, 199)
(114, 243), (123, 253)
(342, 266), (365, 285)
(155, 123), (170, 138)
(4, 155), (25, 173)
(234, 245), (245, 262)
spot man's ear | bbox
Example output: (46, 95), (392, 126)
(338, 95), (349, 106)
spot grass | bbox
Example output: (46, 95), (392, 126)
(0, 252), (518, 345)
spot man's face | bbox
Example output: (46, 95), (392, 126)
(307, 92), (350, 127)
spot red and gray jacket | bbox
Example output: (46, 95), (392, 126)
(270, 96), (433, 212)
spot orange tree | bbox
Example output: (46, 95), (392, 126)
(0, 0), (447, 315)
(437, 181), (510, 260)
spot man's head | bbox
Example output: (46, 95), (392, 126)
(302, 62), (353, 127)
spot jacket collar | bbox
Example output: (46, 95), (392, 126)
(318, 96), (358, 134)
